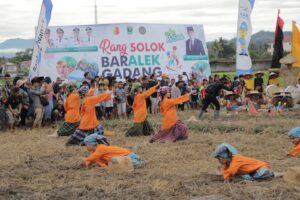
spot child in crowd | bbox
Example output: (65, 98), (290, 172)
(287, 127), (300, 156)
(51, 99), (66, 124)
(213, 143), (274, 181)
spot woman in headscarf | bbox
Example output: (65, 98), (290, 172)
(287, 127), (300, 156)
(213, 143), (274, 181)
(66, 86), (112, 145)
(83, 133), (143, 168)
(150, 86), (191, 143)
(49, 84), (80, 137)
(125, 82), (159, 137)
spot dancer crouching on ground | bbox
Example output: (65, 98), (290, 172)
(83, 133), (143, 168)
(150, 86), (191, 143)
(66, 86), (112, 145)
(287, 127), (300, 156)
(213, 143), (274, 181)
(125, 82), (159, 137)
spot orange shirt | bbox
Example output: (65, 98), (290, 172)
(290, 143), (300, 156)
(160, 94), (190, 129)
(223, 155), (270, 181)
(64, 92), (80, 123)
(85, 144), (131, 167)
(79, 93), (111, 130)
(132, 86), (157, 123)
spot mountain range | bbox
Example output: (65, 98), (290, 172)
(0, 31), (293, 58)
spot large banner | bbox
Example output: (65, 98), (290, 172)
(34, 23), (210, 80)
(30, 0), (53, 79)
(236, 0), (255, 76)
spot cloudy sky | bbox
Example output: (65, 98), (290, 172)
(0, 0), (299, 43)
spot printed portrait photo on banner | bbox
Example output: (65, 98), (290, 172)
(185, 26), (205, 56)
(54, 27), (69, 48)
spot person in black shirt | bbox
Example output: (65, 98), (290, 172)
(52, 99), (65, 124)
(199, 78), (233, 119)
(6, 87), (22, 129)
(254, 72), (264, 93)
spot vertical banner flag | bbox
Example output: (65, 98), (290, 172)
(236, 0), (255, 76)
(30, 0), (53, 78)
(271, 10), (284, 68)
(292, 21), (300, 67)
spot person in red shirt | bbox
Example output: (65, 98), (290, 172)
(213, 143), (274, 181)
(83, 133), (143, 168)
(150, 87), (191, 143)
(125, 83), (159, 137)
(66, 86), (112, 145)
(287, 127), (300, 156)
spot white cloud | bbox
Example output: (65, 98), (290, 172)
(0, 0), (299, 42)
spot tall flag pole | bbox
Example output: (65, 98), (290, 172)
(236, 0), (255, 76)
(292, 21), (300, 67)
(271, 9), (284, 68)
(95, 0), (98, 24)
(29, 0), (53, 79)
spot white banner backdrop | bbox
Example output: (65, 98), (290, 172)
(33, 23), (211, 80)
(236, 0), (255, 76)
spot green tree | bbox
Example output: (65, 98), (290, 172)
(9, 48), (33, 64)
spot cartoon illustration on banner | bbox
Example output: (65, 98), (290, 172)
(34, 23), (211, 80)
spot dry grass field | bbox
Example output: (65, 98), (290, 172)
(0, 110), (300, 200)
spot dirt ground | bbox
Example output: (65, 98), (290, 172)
(0, 110), (299, 200)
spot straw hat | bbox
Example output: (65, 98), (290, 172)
(279, 53), (297, 65)
(254, 71), (264, 76)
(245, 90), (262, 96)
(269, 72), (278, 78)
(224, 91), (240, 100)
(16, 79), (26, 87)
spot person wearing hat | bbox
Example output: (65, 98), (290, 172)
(125, 83), (159, 137)
(45, 28), (54, 48)
(268, 72), (280, 86)
(198, 78), (233, 120)
(5, 87), (22, 129)
(83, 133), (143, 168)
(49, 84), (80, 137)
(213, 143), (274, 181)
(287, 127), (300, 156)
(66, 86), (112, 145)
(30, 77), (45, 129)
(54, 27), (68, 48)
(16, 79), (30, 127)
(72, 27), (83, 47)
(84, 27), (94, 46)
(186, 26), (205, 55)
(254, 71), (264, 93)
(150, 87), (191, 143)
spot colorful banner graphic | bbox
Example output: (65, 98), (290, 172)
(30, 0), (53, 79)
(32, 23), (210, 80)
(236, 0), (255, 76)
